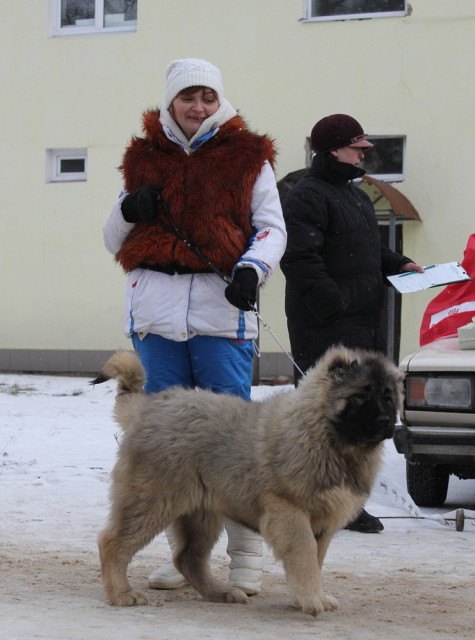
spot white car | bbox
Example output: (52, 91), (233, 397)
(395, 336), (475, 507)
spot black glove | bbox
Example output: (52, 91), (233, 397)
(121, 187), (162, 223)
(225, 268), (258, 311)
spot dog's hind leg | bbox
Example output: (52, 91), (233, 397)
(99, 501), (168, 606)
(260, 495), (338, 617)
(173, 512), (249, 605)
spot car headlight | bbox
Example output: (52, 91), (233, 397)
(405, 374), (474, 410)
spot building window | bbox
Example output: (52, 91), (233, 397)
(359, 136), (406, 182)
(46, 149), (88, 182)
(305, 135), (406, 182)
(301, 1), (408, 22)
(49, 0), (137, 36)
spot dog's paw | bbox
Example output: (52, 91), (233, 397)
(108, 589), (148, 607)
(222, 587), (249, 605)
(293, 595), (326, 617)
(322, 593), (339, 611)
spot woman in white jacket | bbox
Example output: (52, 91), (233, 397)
(103, 58), (286, 595)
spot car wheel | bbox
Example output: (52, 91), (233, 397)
(406, 461), (449, 507)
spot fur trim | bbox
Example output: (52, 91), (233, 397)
(116, 111), (276, 274)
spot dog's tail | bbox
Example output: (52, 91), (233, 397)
(91, 350), (145, 395)
(91, 351), (145, 431)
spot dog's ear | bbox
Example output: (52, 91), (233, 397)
(327, 356), (359, 380)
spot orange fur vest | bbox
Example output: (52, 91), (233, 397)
(115, 110), (276, 275)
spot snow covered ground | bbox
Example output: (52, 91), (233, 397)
(1, 371), (474, 639)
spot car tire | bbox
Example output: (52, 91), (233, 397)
(406, 461), (449, 507)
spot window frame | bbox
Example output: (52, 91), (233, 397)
(49, 0), (137, 37)
(305, 134), (407, 182)
(46, 148), (88, 182)
(300, 0), (408, 23)
(359, 135), (406, 183)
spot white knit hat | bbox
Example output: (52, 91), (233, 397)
(163, 58), (224, 111)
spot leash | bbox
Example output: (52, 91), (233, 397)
(154, 192), (232, 284)
(250, 307), (305, 378)
(153, 192), (303, 377)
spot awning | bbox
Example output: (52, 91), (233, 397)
(276, 168), (307, 202)
(360, 175), (422, 222)
(276, 169), (422, 223)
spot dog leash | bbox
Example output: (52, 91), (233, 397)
(153, 191), (304, 377)
(250, 306), (305, 378)
(153, 191), (233, 284)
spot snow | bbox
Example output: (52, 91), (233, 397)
(1, 372), (474, 639)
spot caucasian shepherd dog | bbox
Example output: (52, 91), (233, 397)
(93, 346), (403, 617)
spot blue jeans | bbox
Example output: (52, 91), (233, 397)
(131, 333), (254, 400)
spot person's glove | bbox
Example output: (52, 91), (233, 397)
(120, 187), (162, 223)
(225, 268), (258, 311)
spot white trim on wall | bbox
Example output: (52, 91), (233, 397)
(300, 0), (408, 23)
(48, 0), (137, 37)
(45, 148), (87, 182)
(360, 135), (407, 183)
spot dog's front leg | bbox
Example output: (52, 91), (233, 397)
(314, 530), (338, 611)
(260, 496), (337, 616)
(173, 512), (249, 605)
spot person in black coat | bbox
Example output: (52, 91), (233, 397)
(280, 114), (423, 533)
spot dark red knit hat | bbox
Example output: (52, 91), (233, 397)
(310, 114), (374, 152)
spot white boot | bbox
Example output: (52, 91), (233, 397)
(225, 521), (263, 595)
(148, 526), (187, 590)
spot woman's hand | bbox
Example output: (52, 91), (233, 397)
(121, 187), (162, 223)
(399, 261), (424, 274)
(225, 268), (258, 311)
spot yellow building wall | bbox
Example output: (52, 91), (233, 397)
(1, 1), (474, 370)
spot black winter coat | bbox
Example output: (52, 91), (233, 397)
(280, 155), (410, 377)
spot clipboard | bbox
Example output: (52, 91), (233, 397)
(387, 262), (471, 294)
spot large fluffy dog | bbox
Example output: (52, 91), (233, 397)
(94, 346), (403, 616)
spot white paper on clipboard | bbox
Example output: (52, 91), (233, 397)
(387, 262), (471, 294)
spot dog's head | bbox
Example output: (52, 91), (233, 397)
(308, 346), (404, 448)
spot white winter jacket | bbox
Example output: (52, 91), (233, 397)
(103, 160), (286, 341)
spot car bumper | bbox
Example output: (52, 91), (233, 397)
(394, 424), (475, 459)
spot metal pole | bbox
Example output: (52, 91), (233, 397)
(387, 211), (396, 361)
